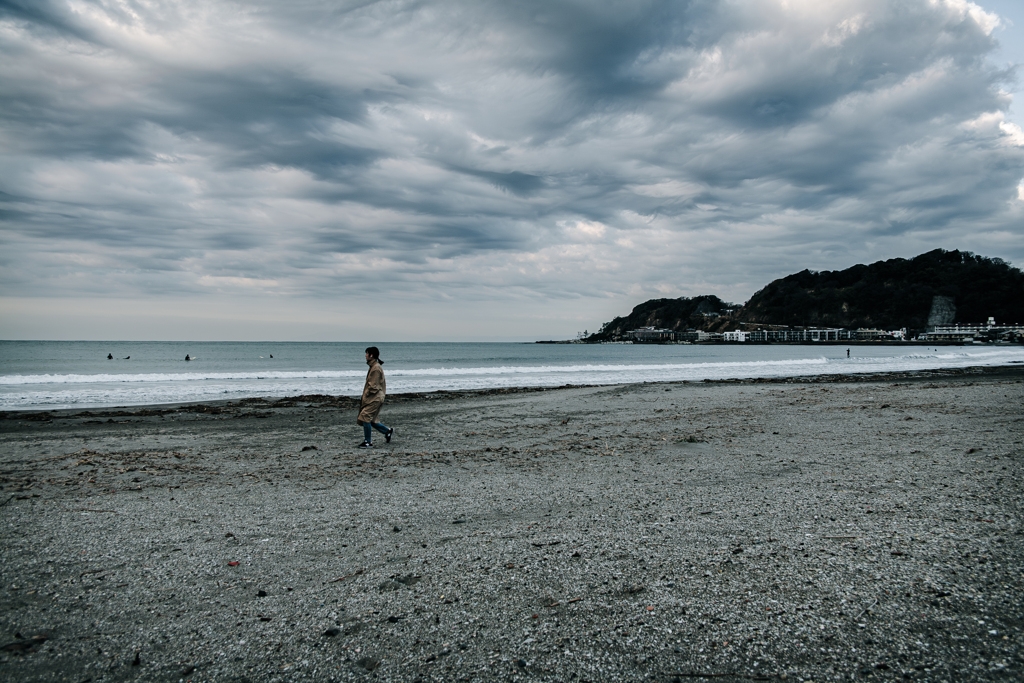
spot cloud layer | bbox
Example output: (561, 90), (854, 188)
(1, 0), (1022, 339)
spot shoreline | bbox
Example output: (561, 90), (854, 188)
(541, 340), (1024, 346)
(3, 363), (1023, 417)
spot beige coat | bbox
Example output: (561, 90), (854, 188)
(357, 359), (386, 424)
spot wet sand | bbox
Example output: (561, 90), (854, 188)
(1, 367), (1022, 682)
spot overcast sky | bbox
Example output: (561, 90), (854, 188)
(1, 0), (1022, 341)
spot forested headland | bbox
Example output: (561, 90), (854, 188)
(586, 250), (1024, 341)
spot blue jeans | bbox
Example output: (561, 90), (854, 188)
(363, 421), (389, 443)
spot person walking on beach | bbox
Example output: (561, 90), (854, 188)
(357, 346), (394, 448)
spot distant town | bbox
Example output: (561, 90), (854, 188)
(542, 317), (1024, 345)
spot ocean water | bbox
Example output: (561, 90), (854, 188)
(1, 340), (1022, 411)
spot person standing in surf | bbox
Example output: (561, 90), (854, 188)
(357, 346), (394, 448)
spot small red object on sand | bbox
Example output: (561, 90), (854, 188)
(228, 561), (239, 566)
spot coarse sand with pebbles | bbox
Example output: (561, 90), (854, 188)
(1, 366), (1022, 683)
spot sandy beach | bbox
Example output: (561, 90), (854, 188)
(1, 366), (1021, 682)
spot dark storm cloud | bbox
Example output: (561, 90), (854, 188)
(480, 0), (709, 95)
(0, 0), (95, 41)
(0, 0), (1022, 324)
(149, 68), (385, 176)
(447, 167), (545, 197)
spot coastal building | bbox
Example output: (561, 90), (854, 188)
(748, 328), (855, 342)
(619, 319), (1022, 345)
(808, 328), (855, 341)
(854, 328), (904, 341)
(922, 327), (978, 342)
(625, 327), (676, 342)
(919, 318), (1024, 342)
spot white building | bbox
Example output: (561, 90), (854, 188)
(919, 319), (1024, 342)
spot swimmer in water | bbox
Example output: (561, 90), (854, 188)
(185, 354), (191, 361)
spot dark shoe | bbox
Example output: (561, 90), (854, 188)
(357, 441), (373, 449)
(385, 428), (395, 444)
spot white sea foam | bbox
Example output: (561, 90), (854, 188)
(0, 357), (830, 385)
(0, 370), (367, 385)
(1, 343), (1021, 410)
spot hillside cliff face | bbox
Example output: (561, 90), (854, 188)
(586, 250), (1024, 341)
(738, 250), (1024, 330)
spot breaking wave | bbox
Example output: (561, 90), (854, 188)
(1, 344), (1022, 410)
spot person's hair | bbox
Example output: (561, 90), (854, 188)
(365, 346), (382, 364)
